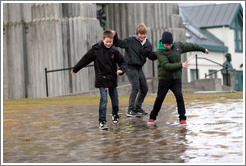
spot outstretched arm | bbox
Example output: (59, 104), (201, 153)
(71, 48), (96, 74)
(113, 33), (129, 49)
(148, 51), (158, 60)
(139, 45), (157, 60)
(179, 42), (208, 54)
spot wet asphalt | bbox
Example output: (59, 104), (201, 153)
(3, 100), (244, 164)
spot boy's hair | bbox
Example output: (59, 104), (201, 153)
(136, 23), (148, 34)
(103, 30), (114, 39)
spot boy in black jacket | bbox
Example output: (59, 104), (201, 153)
(113, 23), (157, 117)
(71, 30), (127, 130)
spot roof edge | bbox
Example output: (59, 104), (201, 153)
(229, 4), (243, 28)
(200, 25), (230, 29)
(201, 44), (228, 52)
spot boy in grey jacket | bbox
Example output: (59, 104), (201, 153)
(113, 23), (157, 117)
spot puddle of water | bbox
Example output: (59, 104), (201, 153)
(3, 101), (244, 164)
(181, 101), (244, 163)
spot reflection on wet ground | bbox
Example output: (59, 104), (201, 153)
(3, 100), (244, 163)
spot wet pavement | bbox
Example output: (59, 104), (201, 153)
(3, 99), (244, 164)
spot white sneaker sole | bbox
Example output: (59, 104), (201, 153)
(112, 121), (119, 124)
(126, 113), (141, 117)
(147, 121), (156, 125)
(99, 127), (108, 130)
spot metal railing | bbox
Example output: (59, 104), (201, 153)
(44, 59), (157, 97)
(195, 54), (229, 85)
(205, 68), (224, 78)
(44, 65), (94, 97)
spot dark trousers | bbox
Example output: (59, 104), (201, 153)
(99, 87), (119, 122)
(126, 68), (148, 111)
(149, 79), (186, 121)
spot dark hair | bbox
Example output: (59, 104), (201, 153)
(103, 30), (114, 39)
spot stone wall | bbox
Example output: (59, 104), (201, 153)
(3, 3), (186, 99)
(3, 3), (103, 99)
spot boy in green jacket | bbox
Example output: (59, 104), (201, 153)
(148, 31), (209, 125)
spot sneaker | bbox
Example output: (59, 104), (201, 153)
(180, 120), (187, 125)
(126, 110), (141, 117)
(136, 108), (148, 115)
(147, 119), (155, 125)
(112, 114), (119, 124)
(99, 121), (108, 130)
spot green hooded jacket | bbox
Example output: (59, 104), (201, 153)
(157, 39), (206, 81)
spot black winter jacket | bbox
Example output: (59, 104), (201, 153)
(113, 33), (157, 68)
(72, 41), (127, 88)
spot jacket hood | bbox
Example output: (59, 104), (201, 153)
(157, 39), (166, 50)
(157, 39), (174, 50)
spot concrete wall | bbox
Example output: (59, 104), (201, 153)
(192, 78), (235, 92)
(3, 3), (186, 99)
(3, 3), (103, 99)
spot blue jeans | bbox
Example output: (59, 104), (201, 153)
(99, 87), (119, 122)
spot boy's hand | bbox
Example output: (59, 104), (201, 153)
(117, 70), (123, 75)
(182, 61), (189, 68)
(111, 30), (116, 36)
(205, 49), (209, 54)
(140, 46), (151, 57)
(70, 70), (75, 75)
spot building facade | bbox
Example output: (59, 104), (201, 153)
(179, 3), (243, 90)
(3, 3), (186, 99)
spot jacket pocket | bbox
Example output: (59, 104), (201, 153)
(96, 73), (107, 84)
(96, 74), (117, 87)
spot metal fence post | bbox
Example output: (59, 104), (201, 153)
(44, 65), (93, 97)
(45, 68), (49, 97)
(152, 60), (155, 77)
(195, 54), (198, 80)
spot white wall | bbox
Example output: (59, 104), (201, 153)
(207, 27), (243, 71)
(186, 51), (225, 82)
(186, 26), (244, 83)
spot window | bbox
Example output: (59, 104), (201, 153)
(234, 11), (243, 52)
(190, 69), (199, 81)
(208, 70), (218, 78)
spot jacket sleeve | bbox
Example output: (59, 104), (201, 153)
(179, 42), (206, 53)
(113, 33), (129, 49)
(139, 44), (157, 60)
(158, 53), (182, 72)
(72, 48), (96, 73)
(148, 51), (158, 60)
(115, 50), (127, 74)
